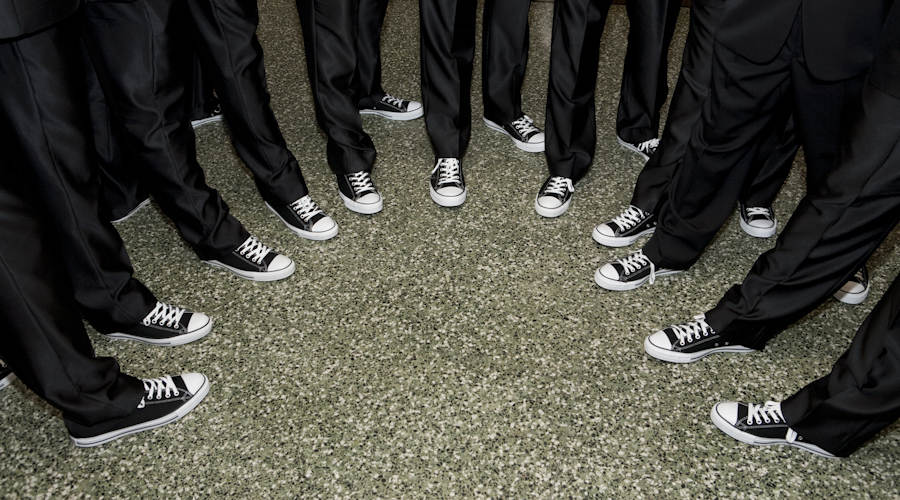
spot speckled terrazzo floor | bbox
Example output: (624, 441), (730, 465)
(4, 1), (900, 498)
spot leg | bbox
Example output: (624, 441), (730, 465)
(356, 0), (390, 106)
(616, 0), (682, 145)
(482, 0), (531, 126)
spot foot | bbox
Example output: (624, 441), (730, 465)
(711, 401), (837, 458)
(535, 176), (575, 218)
(739, 203), (777, 238)
(430, 158), (467, 207)
(617, 135), (659, 161)
(266, 195), (338, 241)
(644, 313), (755, 363)
(358, 92), (424, 121)
(0, 359), (16, 390)
(191, 105), (223, 128)
(834, 266), (870, 305)
(594, 249), (680, 291)
(336, 171), (383, 214)
(204, 236), (295, 281)
(110, 197), (151, 224)
(592, 205), (657, 247)
(70, 373), (210, 447)
(104, 301), (213, 347)
(483, 115), (545, 153)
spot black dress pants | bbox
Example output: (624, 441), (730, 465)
(186, 0), (311, 205)
(615, 0), (682, 145)
(643, 13), (863, 270)
(628, 0), (798, 214)
(356, 0), (391, 108)
(295, 0), (377, 175)
(545, 0), (613, 181)
(705, 80), (900, 350)
(782, 273), (900, 457)
(81, 0), (249, 261)
(482, 0), (531, 126)
(419, 0), (478, 159)
(0, 15), (157, 333)
(0, 17), (145, 436)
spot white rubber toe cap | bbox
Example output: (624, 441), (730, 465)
(597, 263), (621, 281)
(712, 401), (739, 425)
(645, 330), (674, 351)
(312, 216), (337, 233)
(536, 196), (563, 210)
(527, 131), (546, 144)
(187, 312), (212, 335)
(180, 372), (208, 394)
(435, 186), (464, 197)
(357, 192), (382, 205)
(406, 100), (423, 113)
(268, 255), (294, 273)
(594, 223), (616, 238)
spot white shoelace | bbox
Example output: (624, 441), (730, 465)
(511, 115), (539, 138)
(138, 375), (180, 408)
(141, 301), (186, 328)
(433, 158), (462, 186)
(637, 138), (660, 154)
(668, 314), (715, 346)
(852, 268), (866, 283)
(347, 171), (376, 196)
(611, 205), (650, 231)
(745, 206), (773, 218)
(236, 236), (272, 264)
(746, 402), (798, 443)
(381, 93), (404, 108)
(614, 249), (659, 284)
(542, 176), (574, 197)
(289, 195), (324, 222)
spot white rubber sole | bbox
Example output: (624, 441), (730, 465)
(264, 202), (338, 241)
(643, 335), (754, 363)
(739, 217), (777, 238)
(359, 107), (424, 121)
(111, 198), (151, 224)
(105, 317), (213, 347)
(0, 372), (16, 390)
(203, 258), (295, 282)
(834, 284), (870, 305)
(594, 266), (681, 291)
(430, 186), (467, 207)
(617, 135), (650, 161)
(591, 225), (655, 247)
(72, 375), (210, 448)
(710, 404), (837, 458)
(483, 118), (545, 153)
(339, 192), (383, 214)
(191, 114), (224, 129)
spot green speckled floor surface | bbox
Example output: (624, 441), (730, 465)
(3, 1), (900, 498)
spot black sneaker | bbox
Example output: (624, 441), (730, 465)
(834, 266), (869, 305)
(643, 313), (755, 363)
(592, 205), (657, 247)
(359, 92), (424, 121)
(191, 105), (224, 128)
(110, 197), (152, 224)
(336, 171), (383, 214)
(70, 373), (209, 447)
(739, 203), (777, 238)
(204, 236), (295, 281)
(535, 176), (575, 218)
(483, 115), (545, 153)
(711, 401), (837, 458)
(104, 301), (212, 347)
(617, 135), (659, 161)
(430, 158), (466, 207)
(594, 249), (680, 291)
(266, 195), (338, 241)
(0, 359), (16, 390)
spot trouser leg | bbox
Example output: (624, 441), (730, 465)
(482, 0), (531, 126)
(628, 0), (723, 212)
(419, 0), (477, 159)
(616, 0), (682, 144)
(356, 0), (390, 107)
(738, 112), (799, 207)
(0, 15), (157, 333)
(705, 81), (900, 348)
(186, 0), (310, 205)
(782, 274), (900, 457)
(81, 0), (249, 260)
(187, 51), (219, 122)
(0, 19), (145, 433)
(296, 0), (377, 175)
(544, 0), (612, 181)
